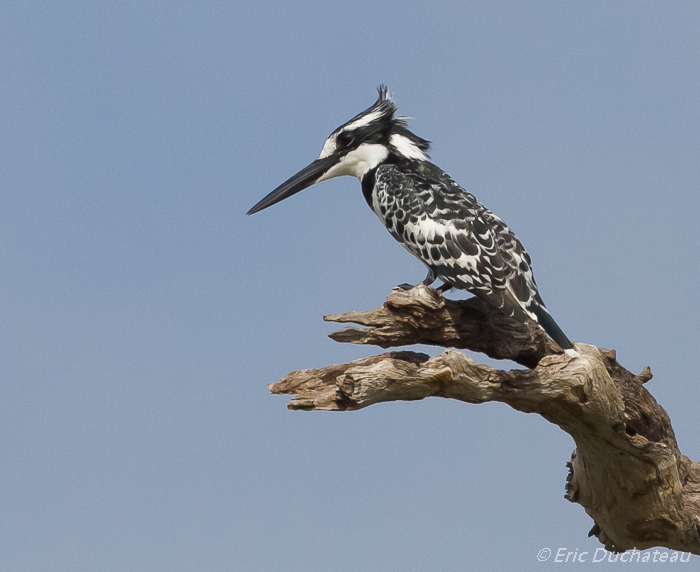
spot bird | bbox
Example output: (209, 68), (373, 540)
(247, 86), (577, 356)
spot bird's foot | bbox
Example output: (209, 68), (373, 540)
(396, 283), (415, 291)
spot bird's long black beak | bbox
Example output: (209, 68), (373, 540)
(246, 155), (338, 215)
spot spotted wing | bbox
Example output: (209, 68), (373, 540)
(374, 162), (542, 322)
(374, 161), (574, 350)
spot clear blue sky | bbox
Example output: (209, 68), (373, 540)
(2, 1), (699, 570)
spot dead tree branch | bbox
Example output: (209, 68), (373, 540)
(268, 285), (700, 555)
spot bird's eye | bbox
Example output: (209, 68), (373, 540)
(337, 131), (355, 148)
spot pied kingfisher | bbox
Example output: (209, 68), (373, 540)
(248, 87), (576, 356)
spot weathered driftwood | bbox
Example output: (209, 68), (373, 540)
(268, 285), (700, 555)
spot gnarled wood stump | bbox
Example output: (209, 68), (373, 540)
(268, 285), (700, 555)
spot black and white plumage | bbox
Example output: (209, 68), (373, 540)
(248, 87), (576, 355)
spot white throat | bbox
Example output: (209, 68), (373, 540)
(316, 143), (389, 182)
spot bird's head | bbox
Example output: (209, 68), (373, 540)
(247, 86), (430, 215)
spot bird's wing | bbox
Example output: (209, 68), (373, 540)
(380, 163), (541, 321)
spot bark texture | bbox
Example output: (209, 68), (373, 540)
(268, 285), (700, 555)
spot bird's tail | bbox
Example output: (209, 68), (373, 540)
(528, 302), (576, 355)
(479, 288), (578, 357)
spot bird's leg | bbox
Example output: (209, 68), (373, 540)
(397, 269), (437, 291)
(436, 282), (453, 293)
(422, 268), (437, 286)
